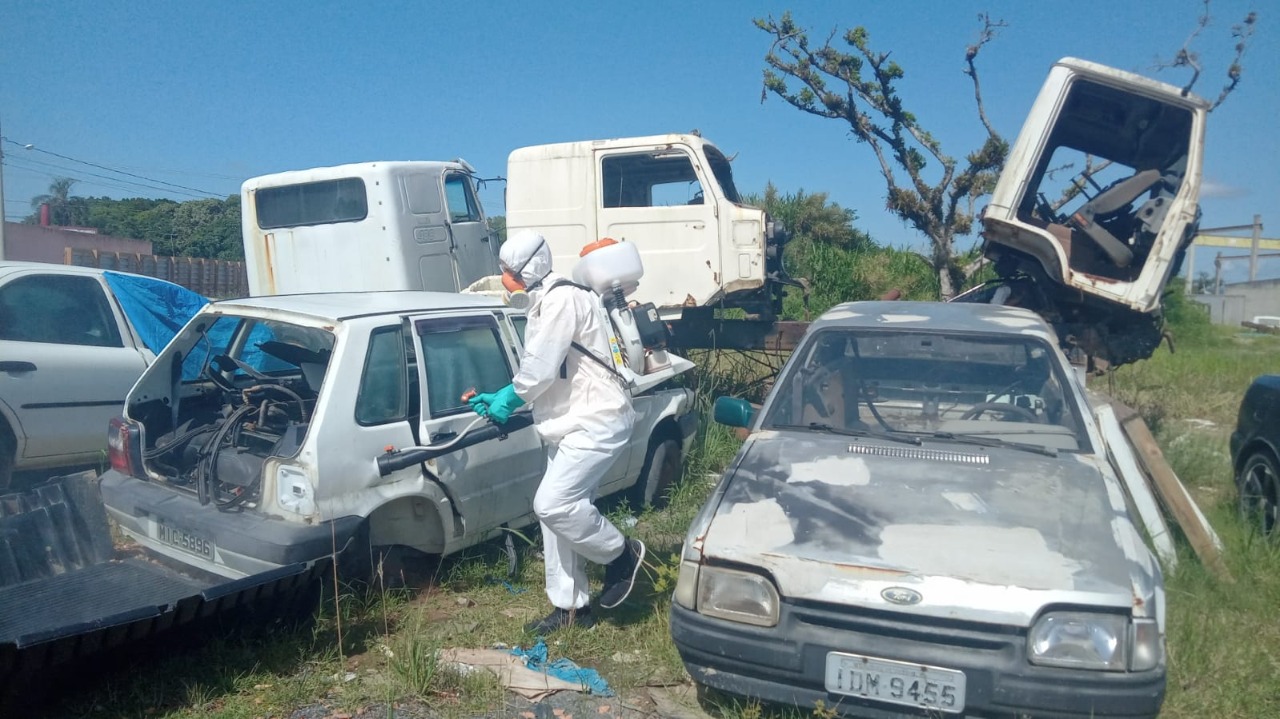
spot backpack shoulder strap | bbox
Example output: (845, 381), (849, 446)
(544, 281), (632, 389)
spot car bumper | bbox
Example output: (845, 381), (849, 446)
(670, 602), (1165, 718)
(100, 470), (363, 579)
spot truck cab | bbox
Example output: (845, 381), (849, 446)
(505, 134), (791, 320)
(973, 58), (1207, 368)
(241, 161), (501, 296)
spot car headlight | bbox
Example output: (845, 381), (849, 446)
(1029, 612), (1128, 671)
(696, 565), (780, 627)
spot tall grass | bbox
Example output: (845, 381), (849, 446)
(1108, 310), (1280, 718)
(781, 238), (939, 320)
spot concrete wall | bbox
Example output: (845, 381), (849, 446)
(2, 222), (152, 264)
(1192, 280), (1280, 326)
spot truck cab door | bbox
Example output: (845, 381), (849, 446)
(596, 146), (722, 311)
(411, 311), (544, 537)
(443, 172), (499, 288)
(403, 171), (462, 292)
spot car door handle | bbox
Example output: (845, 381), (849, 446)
(0, 361), (36, 372)
(432, 431), (458, 442)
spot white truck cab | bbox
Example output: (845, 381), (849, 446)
(973, 58), (1207, 367)
(241, 161), (501, 296)
(505, 134), (792, 320)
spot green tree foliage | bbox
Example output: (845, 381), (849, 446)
(86, 197), (179, 243)
(28, 177), (90, 227)
(487, 214), (507, 245)
(25, 189), (243, 260)
(742, 182), (938, 318)
(742, 183), (870, 249)
(756, 12), (1008, 299)
(166, 195), (242, 259)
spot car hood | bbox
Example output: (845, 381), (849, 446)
(699, 430), (1159, 626)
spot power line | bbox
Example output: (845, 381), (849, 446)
(3, 156), (215, 199)
(2, 137), (223, 197)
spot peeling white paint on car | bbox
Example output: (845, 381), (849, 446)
(880, 524), (1083, 590)
(714, 498), (795, 550)
(790, 456), (869, 486)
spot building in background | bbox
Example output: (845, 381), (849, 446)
(2, 221), (151, 264)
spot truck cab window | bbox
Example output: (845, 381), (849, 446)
(256, 178), (369, 229)
(0, 274), (122, 348)
(444, 174), (482, 223)
(356, 326), (410, 425)
(601, 151), (705, 208)
(415, 316), (513, 417)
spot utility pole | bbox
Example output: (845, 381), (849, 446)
(0, 118), (6, 260)
(1249, 214), (1264, 282)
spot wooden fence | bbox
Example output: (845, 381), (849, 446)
(65, 248), (249, 299)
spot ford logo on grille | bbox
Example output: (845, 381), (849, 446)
(881, 587), (922, 605)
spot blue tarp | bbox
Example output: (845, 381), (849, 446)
(103, 271), (209, 354)
(510, 639), (613, 696)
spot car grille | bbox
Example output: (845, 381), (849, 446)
(846, 443), (990, 464)
(790, 599), (1019, 653)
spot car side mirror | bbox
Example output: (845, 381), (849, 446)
(714, 396), (755, 428)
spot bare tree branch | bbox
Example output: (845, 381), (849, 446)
(964, 13), (1007, 138)
(1211, 10), (1257, 110)
(756, 11), (1008, 298)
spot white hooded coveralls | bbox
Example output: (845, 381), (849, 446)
(502, 232), (637, 611)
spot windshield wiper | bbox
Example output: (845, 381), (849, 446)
(772, 423), (923, 446)
(925, 431), (1058, 458)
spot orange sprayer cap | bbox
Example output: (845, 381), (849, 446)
(579, 237), (618, 257)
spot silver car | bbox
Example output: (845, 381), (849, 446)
(670, 301), (1165, 718)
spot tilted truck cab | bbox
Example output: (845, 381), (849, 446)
(973, 58), (1207, 368)
(505, 134), (792, 320)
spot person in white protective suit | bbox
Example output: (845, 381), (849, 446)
(469, 230), (646, 634)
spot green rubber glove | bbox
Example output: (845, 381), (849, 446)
(468, 384), (525, 424)
(486, 384), (525, 424)
(469, 390), (497, 417)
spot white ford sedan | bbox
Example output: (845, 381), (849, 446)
(670, 301), (1165, 718)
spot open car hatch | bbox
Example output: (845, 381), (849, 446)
(975, 57), (1208, 368)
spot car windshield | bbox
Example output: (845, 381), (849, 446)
(763, 328), (1089, 453)
(182, 315), (335, 383)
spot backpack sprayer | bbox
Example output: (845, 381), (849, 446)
(378, 238), (694, 477)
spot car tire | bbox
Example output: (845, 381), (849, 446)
(1238, 450), (1280, 536)
(630, 437), (683, 509)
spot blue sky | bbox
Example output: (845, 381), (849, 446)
(2, 1), (1275, 282)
